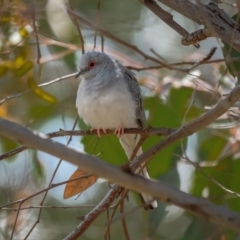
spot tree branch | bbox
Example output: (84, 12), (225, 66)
(64, 186), (122, 240)
(132, 85), (240, 169)
(141, 0), (240, 52)
(139, 0), (200, 48)
(1, 86), (240, 235)
(0, 127), (174, 160)
(1, 82), (240, 233)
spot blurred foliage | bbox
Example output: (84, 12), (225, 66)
(0, 0), (240, 240)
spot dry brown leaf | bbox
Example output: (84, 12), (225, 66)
(63, 168), (98, 199)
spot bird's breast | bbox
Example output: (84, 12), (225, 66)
(76, 83), (137, 129)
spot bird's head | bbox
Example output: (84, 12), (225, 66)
(76, 51), (114, 80)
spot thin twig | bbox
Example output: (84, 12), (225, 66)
(23, 116), (79, 239)
(150, 48), (168, 62)
(10, 202), (22, 240)
(179, 154), (240, 199)
(0, 174), (94, 210)
(0, 127), (175, 161)
(66, 9), (188, 72)
(129, 134), (146, 161)
(0, 73), (76, 106)
(103, 188), (127, 239)
(2, 205), (96, 211)
(1, 51), (239, 107)
(67, 1), (85, 54)
(105, 207), (111, 240)
(120, 201), (130, 240)
(64, 186), (122, 240)
(188, 47), (217, 71)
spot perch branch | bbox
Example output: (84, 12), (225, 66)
(0, 84), (240, 233)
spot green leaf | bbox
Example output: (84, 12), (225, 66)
(227, 157), (240, 211)
(197, 130), (228, 161)
(144, 136), (182, 177)
(33, 156), (45, 179)
(147, 203), (167, 236)
(80, 120), (125, 166)
(82, 135), (127, 166)
(14, 60), (33, 77)
(182, 217), (217, 240)
(144, 96), (180, 127)
(144, 95), (185, 177)
(28, 77), (57, 103)
(32, 151), (46, 187)
(0, 136), (18, 161)
(190, 131), (230, 201)
(168, 86), (202, 121)
(192, 155), (234, 205)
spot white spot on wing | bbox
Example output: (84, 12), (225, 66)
(113, 61), (122, 79)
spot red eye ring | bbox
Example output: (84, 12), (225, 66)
(88, 61), (95, 68)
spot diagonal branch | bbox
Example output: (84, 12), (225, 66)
(64, 186), (121, 240)
(1, 85), (240, 233)
(141, 0), (240, 52)
(132, 85), (240, 169)
(1, 117), (240, 232)
(139, 0), (200, 48)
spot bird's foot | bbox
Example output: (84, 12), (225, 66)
(114, 126), (125, 138)
(91, 128), (106, 138)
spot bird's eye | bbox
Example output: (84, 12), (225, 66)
(88, 61), (95, 68)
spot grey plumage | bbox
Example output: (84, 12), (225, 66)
(119, 65), (146, 128)
(76, 51), (157, 210)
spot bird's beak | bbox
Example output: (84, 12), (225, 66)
(75, 70), (82, 79)
(75, 68), (88, 79)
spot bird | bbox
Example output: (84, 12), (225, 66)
(75, 51), (158, 210)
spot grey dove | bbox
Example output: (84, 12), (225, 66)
(75, 51), (158, 210)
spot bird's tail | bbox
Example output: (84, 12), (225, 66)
(120, 134), (158, 210)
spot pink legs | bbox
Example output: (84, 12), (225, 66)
(91, 128), (106, 138)
(114, 126), (125, 138)
(91, 126), (124, 138)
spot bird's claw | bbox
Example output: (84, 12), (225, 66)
(91, 128), (106, 138)
(114, 126), (125, 138)
(91, 126), (124, 138)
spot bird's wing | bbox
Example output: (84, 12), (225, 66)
(121, 66), (146, 128)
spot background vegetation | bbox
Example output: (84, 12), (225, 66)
(1, 0), (240, 239)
